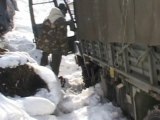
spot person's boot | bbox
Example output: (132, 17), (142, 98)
(58, 76), (66, 87)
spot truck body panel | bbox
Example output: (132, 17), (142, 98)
(74, 0), (160, 119)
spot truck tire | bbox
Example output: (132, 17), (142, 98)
(144, 109), (160, 120)
(81, 64), (91, 88)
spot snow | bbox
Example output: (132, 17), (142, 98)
(0, 0), (128, 120)
(29, 63), (62, 104)
(0, 52), (36, 68)
(58, 84), (102, 113)
(0, 93), (36, 120)
(16, 96), (56, 116)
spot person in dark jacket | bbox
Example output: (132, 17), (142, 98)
(0, 0), (18, 36)
(37, 4), (69, 76)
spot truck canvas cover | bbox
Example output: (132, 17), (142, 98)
(75, 0), (160, 46)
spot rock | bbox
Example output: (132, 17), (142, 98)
(0, 51), (49, 97)
(0, 64), (49, 97)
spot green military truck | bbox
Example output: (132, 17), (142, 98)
(74, 0), (160, 120)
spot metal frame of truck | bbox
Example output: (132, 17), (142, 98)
(29, 0), (76, 53)
(29, 0), (76, 41)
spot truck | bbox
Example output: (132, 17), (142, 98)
(29, 0), (160, 120)
(74, 0), (160, 120)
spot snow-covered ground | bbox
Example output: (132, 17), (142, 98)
(0, 0), (128, 120)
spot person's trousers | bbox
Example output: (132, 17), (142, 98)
(50, 50), (62, 76)
(40, 51), (49, 66)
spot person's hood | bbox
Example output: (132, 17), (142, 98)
(46, 7), (64, 24)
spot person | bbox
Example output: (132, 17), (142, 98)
(37, 4), (69, 76)
(0, 0), (18, 36)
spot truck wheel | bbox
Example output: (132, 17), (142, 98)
(144, 109), (160, 120)
(81, 64), (91, 88)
